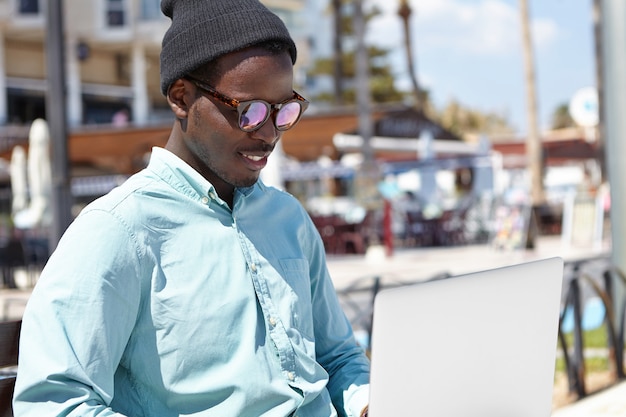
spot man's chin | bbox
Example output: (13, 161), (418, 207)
(232, 175), (260, 189)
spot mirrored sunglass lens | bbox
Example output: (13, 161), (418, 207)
(276, 102), (301, 130)
(240, 102), (269, 130)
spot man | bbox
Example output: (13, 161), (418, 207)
(12, 1), (370, 416)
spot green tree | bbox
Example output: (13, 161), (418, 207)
(436, 99), (514, 138)
(551, 103), (575, 129)
(309, 2), (407, 105)
(312, 1), (513, 138)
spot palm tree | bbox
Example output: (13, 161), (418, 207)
(331, 0), (344, 105)
(353, 0), (381, 211)
(353, 0), (373, 163)
(519, 0), (544, 206)
(398, 0), (422, 111)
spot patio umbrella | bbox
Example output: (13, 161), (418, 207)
(260, 140), (285, 190)
(10, 145), (28, 215)
(13, 119), (52, 229)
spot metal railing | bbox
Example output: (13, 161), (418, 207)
(558, 256), (625, 398)
(336, 254), (624, 400)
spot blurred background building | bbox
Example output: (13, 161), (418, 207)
(0, 0), (320, 127)
(0, 0), (608, 257)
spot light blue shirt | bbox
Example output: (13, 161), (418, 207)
(13, 147), (370, 417)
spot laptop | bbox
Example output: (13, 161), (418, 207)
(368, 257), (564, 417)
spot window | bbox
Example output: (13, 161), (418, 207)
(7, 89), (46, 125)
(140, 0), (161, 21)
(82, 96), (132, 125)
(18, 0), (39, 14)
(106, 0), (125, 27)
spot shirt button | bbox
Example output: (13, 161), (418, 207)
(269, 317), (277, 327)
(201, 196), (209, 204)
(287, 372), (295, 381)
(250, 263), (257, 272)
(208, 191), (217, 200)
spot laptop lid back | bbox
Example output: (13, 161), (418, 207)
(368, 257), (564, 417)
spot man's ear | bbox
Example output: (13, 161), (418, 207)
(167, 79), (191, 119)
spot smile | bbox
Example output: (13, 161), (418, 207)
(241, 153), (267, 162)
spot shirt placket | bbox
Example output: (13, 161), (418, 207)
(234, 218), (298, 384)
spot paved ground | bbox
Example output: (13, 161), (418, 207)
(326, 236), (626, 417)
(552, 380), (626, 417)
(0, 286), (30, 321)
(2, 235), (625, 415)
(326, 235), (610, 290)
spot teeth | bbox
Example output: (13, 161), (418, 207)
(243, 154), (264, 161)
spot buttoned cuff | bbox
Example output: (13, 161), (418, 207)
(347, 384), (369, 417)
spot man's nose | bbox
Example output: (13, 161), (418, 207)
(250, 118), (279, 144)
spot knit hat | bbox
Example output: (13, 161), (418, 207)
(160, 0), (297, 95)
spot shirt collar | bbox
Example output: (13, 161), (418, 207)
(147, 147), (258, 203)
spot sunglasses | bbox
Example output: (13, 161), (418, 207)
(185, 76), (309, 133)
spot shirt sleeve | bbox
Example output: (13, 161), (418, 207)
(304, 215), (371, 417)
(12, 209), (143, 417)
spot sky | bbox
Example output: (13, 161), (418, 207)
(365, 0), (596, 134)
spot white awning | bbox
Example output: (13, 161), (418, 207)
(332, 133), (481, 156)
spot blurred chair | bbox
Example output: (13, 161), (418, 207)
(0, 319), (21, 417)
(311, 214), (368, 255)
(311, 215), (340, 254)
(22, 236), (49, 286)
(0, 239), (26, 289)
(436, 208), (469, 246)
(405, 210), (436, 247)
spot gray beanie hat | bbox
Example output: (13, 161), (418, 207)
(160, 0), (297, 95)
